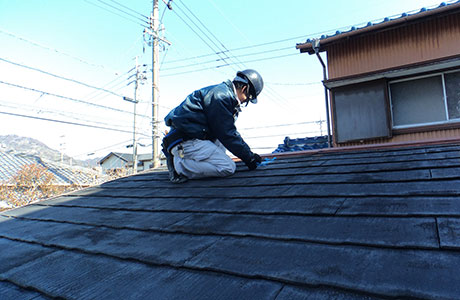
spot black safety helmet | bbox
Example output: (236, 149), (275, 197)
(234, 69), (264, 104)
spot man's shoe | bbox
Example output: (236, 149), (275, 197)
(171, 173), (188, 183)
(166, 154), (188, 183)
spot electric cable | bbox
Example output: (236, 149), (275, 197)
(107, 0), (149, 19)
(170, 8), (234, 70)
(176, 0), (244, 71)
(266, 81), (321, 86)
(161, 52), (300, 77)
(0, 57), (126, 99)
(158, 3), (295, 109)
(83, 0), (147, 27)
(72, 139), (133, 158)
(161, 46), (293, 71)
(82, 66), (135, 102)
(240, 120), (325, 131)
(0, 100), (134, 130)
(206, 0), (251, 44)
(0, 111), (150, 136)
(242, 130), (324, 140)
(0, 80), (150, 119)
(164, 35), (307, 65)
(0, 29), (108, 70)
(214, 53), (300, 69)
(95, 0), (149, 24)
(156, 0), (292, 108)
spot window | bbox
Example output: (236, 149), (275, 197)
(445, 71), (460, 120)
(332, 80), (391, 143)
(390, 70), (460, 128)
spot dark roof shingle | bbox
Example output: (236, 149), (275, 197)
(1, 142), (460, 299)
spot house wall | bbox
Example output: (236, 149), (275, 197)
(100, 156), (127, 172)
(326, 12), (460, 80)
(335, 127), (460, 147)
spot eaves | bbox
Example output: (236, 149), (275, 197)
(323, 55), (460, 89)
(296, 2), (460, 54)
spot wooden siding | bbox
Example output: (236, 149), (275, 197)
(327, 13), (460, 79)
(336, 127), (460, 147)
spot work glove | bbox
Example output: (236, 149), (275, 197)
(246, 153), (262, 170)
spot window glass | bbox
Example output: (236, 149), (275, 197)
(445, 71), (460, 120)
(333, 80), (390, 143)
(390, 76), (445, 126)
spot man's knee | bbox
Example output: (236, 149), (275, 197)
(217, 160), (236, 177)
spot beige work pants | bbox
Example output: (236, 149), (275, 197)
(171, 139), (236, 179)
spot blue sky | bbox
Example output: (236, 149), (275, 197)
(0, 0), (452, 161)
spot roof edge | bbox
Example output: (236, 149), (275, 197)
(258, 136), (460, 159)
(296, 2), (460, 54)
(324, 55), (460, 88)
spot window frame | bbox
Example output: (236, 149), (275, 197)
(389, 69), (460, 129)
(331, 79), (392, 144)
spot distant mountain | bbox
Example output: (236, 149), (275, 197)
(0, 135), (101, 167)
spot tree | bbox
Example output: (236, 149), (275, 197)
(0, 163), (58, 207)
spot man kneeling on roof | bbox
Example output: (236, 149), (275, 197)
(162, 69), (264, 183)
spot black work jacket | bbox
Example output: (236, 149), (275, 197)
(164, 80), (254, 164)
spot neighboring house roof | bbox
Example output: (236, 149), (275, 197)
(273, 136), (328, 153)
(0, 151), (103, 186)
(99, 152), (152, 165)
(137, 153), (152, 161)
(0, 141), (460, 298)
(297, 1), (460, 54)
(98, 152), (132, 165)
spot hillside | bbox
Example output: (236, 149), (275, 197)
(0, 135), (100, 167)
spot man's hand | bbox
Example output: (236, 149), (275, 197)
(246, 153), (262, 170)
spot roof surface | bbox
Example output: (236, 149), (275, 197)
(0, 152), (103, 186)
(273, 136), (328, 153)
(1, 142), (460, 299)
(296, 1), (460, 53)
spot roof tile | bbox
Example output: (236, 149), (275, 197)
(1, 142), (460, 298)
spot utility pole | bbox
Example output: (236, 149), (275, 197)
(124, 57), (141, 174)
(151, 0), (160, 168)
(145, 0), (171, 169)
(132, 56), (139, 174)
(59, 134), (66, 165)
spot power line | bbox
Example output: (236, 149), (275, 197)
(95, 0), (149, 24)
(164, 1), (293, 111)
(162, 2), (294, 110)
(161, 52), (299, 77)
(266, 81), (321, 86)
(82, 66), (135, 102)
(216, 53), (300, 69)
(0, 29), (109, 70)
(73, 139), (133, 158)
(171, 0), (251, 76)
(160, 0), (172, 23)
(243, 130), (323, 140)
(0, 57), (126, 99)
(0, 111), (150, 136)
(240, 120), (324, 131)
(164, 35), (307, 65)
(161, 46), (293, 71)
(0, 80), (150, 119)
(107, 0), (149, 19)
(176, 0), (244, 71)
(83, 0), (147, 27)
(206, 0), (251, 44)
(170, 7), (234, 69)
(0, 100), (135, 130)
